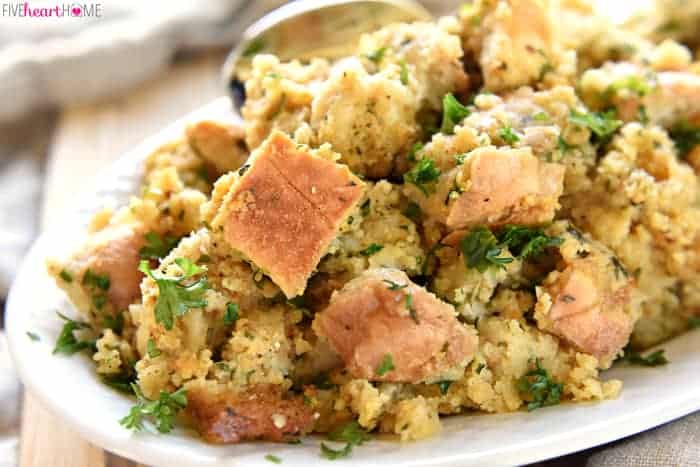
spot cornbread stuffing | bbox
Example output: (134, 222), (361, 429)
(47, 0), (700, 452)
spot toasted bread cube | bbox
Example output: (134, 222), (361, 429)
(186, 120), (248, 174)
(447, 146), (564, 229)
(314, 268), (478, 383)
(212, 132), (364, 297)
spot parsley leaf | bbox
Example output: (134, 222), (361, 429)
(689, 317), (700, 329)
(224, 302), (240, 325)
(498, 125), (520, 145)
(82, 269), (110, 291)
(102, 312), (124, 335)
(399, 60), (409, 85)
(569, 109), (622, 143)
(669, 121), (700, 157)
(621, 347), (669, 367)
(405, 293), (419, 324)
(383, 279), (407, 291)
(59, 269), (73, 283)
(265, 454), (282, 464)
(139, 232), (179, 260)
(320, 421), (371, 460)
(403, 201), (422, 222)
(376, 354), (395, 376)
(360, 243), (383, 257)
(26, 331), (40, 341)
(459, 227), (513, 272)
(147, 339), (162, 358)
(407, 142), (423, 162)
(497, 225), (563, 260)
(517, 359), (563, 411)
(604, 75), (652, 100)
(436, 380), (452, 394)
(139, 259), (209, 330)
(404, 157), (441, 196)
(53, 312), (94, 355)
(365, 47), (387, 63)
(440, 93), (470, 134)
(119, 384), (187, 433)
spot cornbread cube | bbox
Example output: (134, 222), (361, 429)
(212, 131), (364, 297)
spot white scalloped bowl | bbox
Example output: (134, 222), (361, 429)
(6, 98), (700, 467)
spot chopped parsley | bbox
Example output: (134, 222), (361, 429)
(669, 121), (700, 157)
(497, 225), (563, 260)
(557, 135), (576, 153)
(146, 339), (162, 358)
(360, 199), (371, 216)
(569, 109), (622, 144)
(375, 354), (395, 376)
(383, 279), (407, 291)
(498, 124), (520, 145)
(399, 60), (409, 85)
(454, 153), (467, 165)
(405, 293), (419, 324)
(102, 312), (124, 335)
(360, 243), (384, 257)
(533, 111), (550, 122)
(139, 232), (179, 260)
(403, 157), (441, 196)
(26, 331), (40, 341)
(621, 347), (669, 367)
(407, 142), (423, 162)
(102, 370), (138, 395)
(53, 312), (94, 355)
(224, 302), (240, 325)
(440, 93), (471, 135)
(365, 47), (387, 63)
(403, 201), (422, 222)
(82, 269), (110, 291)
(139, 258), (209, 331)
(265, 454), (282, 464)
(59, 269), (73, 283)
(320, 421), (371, 460)
(436, 380), (452, 394)
(516, 359), (563, 411)
(120, 384), (187, 433)
(689, 317), (700, 329)
(604, 75), (652, 100)
(459, 227), (513, 272)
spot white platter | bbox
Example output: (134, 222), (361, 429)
(6, 98), (700, 467)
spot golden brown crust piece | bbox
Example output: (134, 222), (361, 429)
(82, 223), (145, 311)
(187, 385), (314, 443)
(314, 268), (478, 383)
(186, 120), (249, 175)
(446, 146), (564, 229)
(213, 132), (365, 298)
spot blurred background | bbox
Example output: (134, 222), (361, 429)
(0, 1), (658, 466)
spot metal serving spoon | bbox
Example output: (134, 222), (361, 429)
(222, 0), (432, 113)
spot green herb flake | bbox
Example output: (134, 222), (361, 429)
(689, 317), (700, 329)
(82, 269), (110, 291)
(320, 420), (371, 460)
(497, 225), (563, 260)
(440, 93), (471, 135)
(224, 302), (240, 325)
(569, 109), (622, 143)
(399, 60), (409, 85)
(516, 359), (563, 411)
(375, 354), (395, 376)
(383, 279), (407, 291)
(436, 380), (452, 394)
(604, 75), (652, 100)
(265, 454), (282, 464)
(26, 331), (40, 342)
(360, 243), (383, 257)
(402, 201), (422, 222)
(498, 124), (520, 145)
(139, 232), (180, 260)
(147, 339), (162, 358)
(119, 384), (187, 433)
(621, 347), (669, 367)
(403, 157), (441, 196)
(405, 293), (419, 324)
(459, 227), (513, 272)
(102, 312), (125, 335)
(669, 121), (700, 157)
(365, 47), (387, 63)
(407, 142), (423, 162)
(53, 312), (94, 356)
(533, 111), (550, 122)
(139, 259), (209, 330)
(59, 269), (73, 283)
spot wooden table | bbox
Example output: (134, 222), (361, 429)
(20, 51), (227, 467)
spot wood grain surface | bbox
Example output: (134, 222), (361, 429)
(21, 51), (225, 467)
